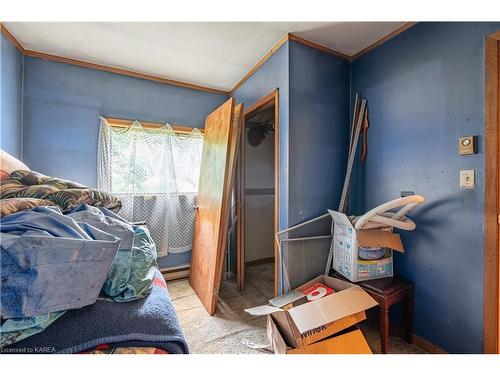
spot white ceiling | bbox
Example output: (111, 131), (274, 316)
(5, 22), (406, 91)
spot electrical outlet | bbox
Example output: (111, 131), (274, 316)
(460, 170), (475, 189)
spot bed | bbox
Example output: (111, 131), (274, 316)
(0, 150), (189, 354)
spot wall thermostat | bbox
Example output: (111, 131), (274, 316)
(458, 136), (477, 155)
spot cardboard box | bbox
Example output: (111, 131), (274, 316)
(328, 209), (404, 282)
(288, 329), (372, 354)
(267, 316), (372, 354)
(245, 274), (378, 349)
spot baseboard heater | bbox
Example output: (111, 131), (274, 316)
(162, 265), (190, 281)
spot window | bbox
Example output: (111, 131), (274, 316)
(98, 117), (203, 259)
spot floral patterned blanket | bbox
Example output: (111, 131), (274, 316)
(0, 170), (121, 216)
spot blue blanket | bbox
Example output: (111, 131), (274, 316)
(2, 269), (188, 354)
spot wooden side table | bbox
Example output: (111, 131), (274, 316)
(357, 277), (414, 354)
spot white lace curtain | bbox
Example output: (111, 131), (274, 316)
(97, 117), (203, 257)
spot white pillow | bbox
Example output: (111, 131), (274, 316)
(0, 149), (30, 174)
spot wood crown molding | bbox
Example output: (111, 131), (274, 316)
(2, 21), (417, 97)
(1, 23), (229, 95)
(0, 23), (25, 54)
(230, 22), (417, 94)
(230, 33), (289, 94)
(288, 33), (351, 60)
(229, 32), (352, 95)
(23, 49), (228, 95)
(350, 22), (417, 60)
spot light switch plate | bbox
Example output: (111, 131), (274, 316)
(460, 169), (475, 189)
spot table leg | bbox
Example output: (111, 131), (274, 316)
(405, 286), (414, 343)
(380, 307), (390, 354)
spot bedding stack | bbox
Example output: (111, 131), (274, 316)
(0, 150), (188, 354)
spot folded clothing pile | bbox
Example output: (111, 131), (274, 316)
(1, 205), (158, 348)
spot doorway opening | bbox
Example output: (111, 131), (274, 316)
(236, 89), (279, 296)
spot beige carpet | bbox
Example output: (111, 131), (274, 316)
(167, 263), (425, 354)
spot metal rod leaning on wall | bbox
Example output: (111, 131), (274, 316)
(275, 213), (331, 239)
(324, 98), (367, 275)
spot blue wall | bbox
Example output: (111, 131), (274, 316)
(233, 41), (351, 229)
(22, 57), (228, 187)
(1, 33), (24, 158)
(233, 41), (351, 293)
(289, 41), (350, 225)
(232, 42), (290, 289)
(351, 22), (500, 353)
(233, 42), (290, 230)
(21, 57), (228, 270)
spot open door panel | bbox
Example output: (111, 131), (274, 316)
(218, 103), (244, 286)
(189, 98), (243, 315)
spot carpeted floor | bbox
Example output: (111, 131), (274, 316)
(167, 263), (425, 354)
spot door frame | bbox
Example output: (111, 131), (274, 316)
(484, 31), (500, 354)
(236, 89), (279, 295)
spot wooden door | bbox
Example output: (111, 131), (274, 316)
(189, 98), (243, 315)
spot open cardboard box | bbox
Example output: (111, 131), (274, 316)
(245, 274), (378, 348)
(328, 210), (405, 282)
(267, 315), (372, 354)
